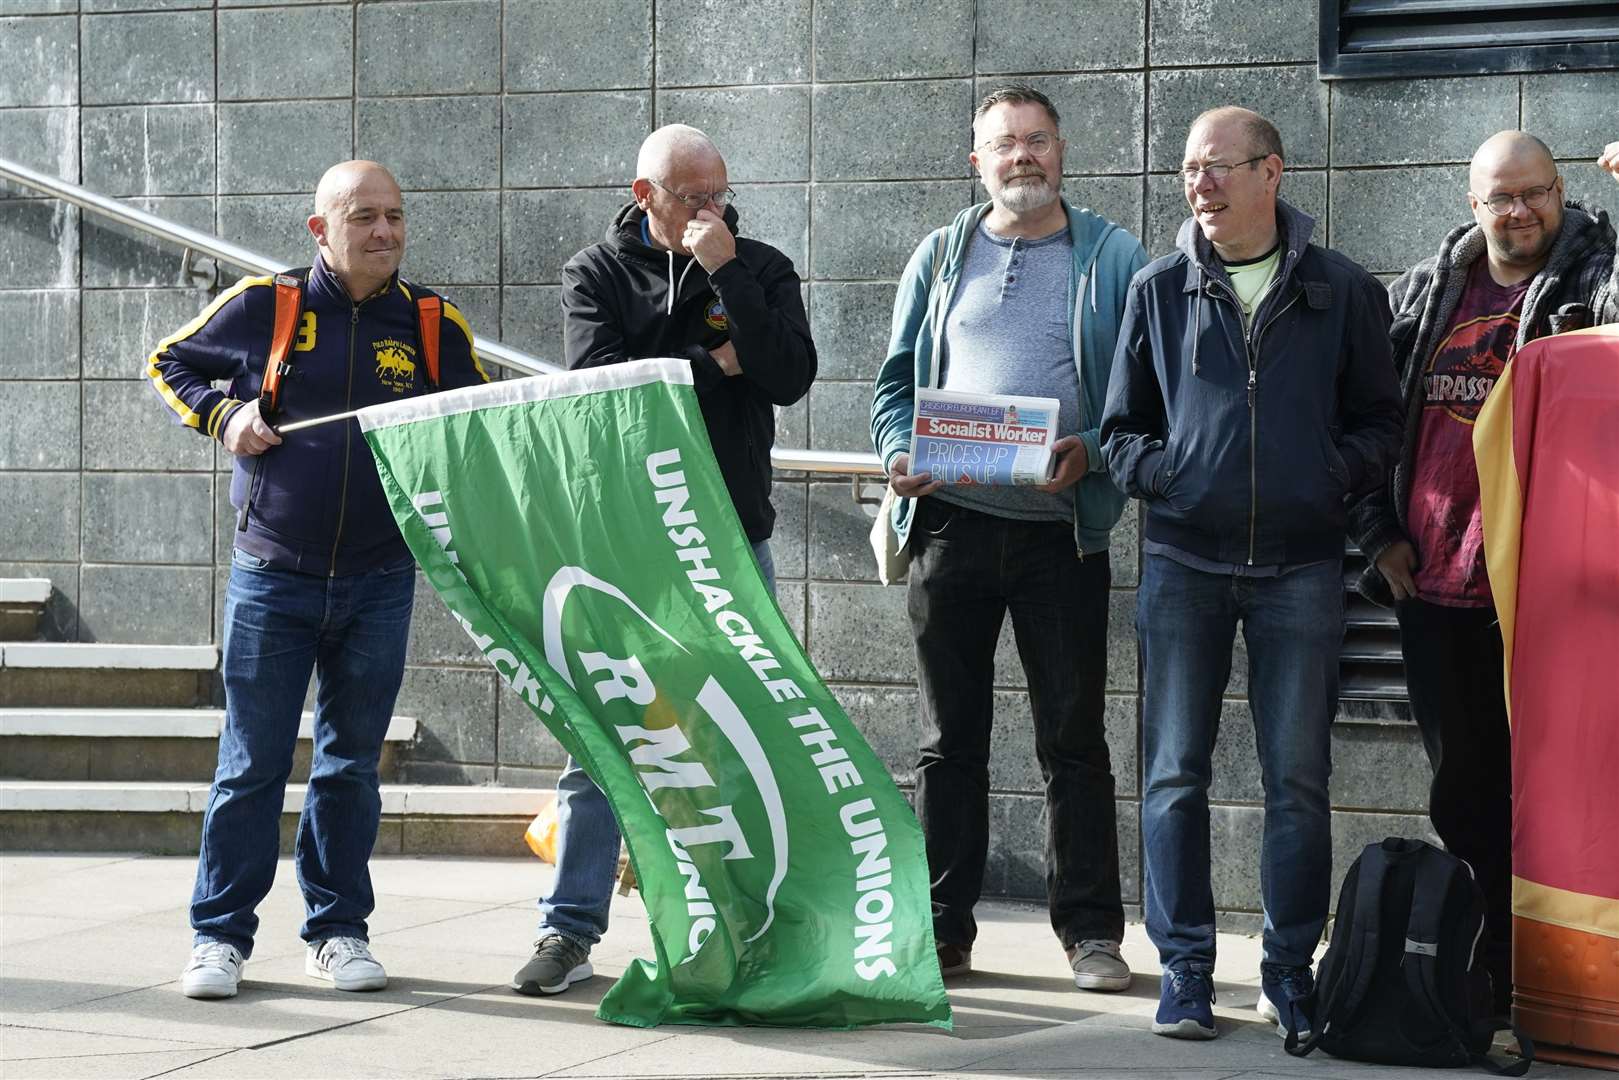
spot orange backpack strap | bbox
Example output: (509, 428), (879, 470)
(260, 268), (309, 416)
(415, 294), (442, 389)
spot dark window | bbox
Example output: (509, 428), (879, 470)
(1319, 0), (1619, 80)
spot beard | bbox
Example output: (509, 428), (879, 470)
(995, 172), (1059, 213)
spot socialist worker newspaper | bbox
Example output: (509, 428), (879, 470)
(910, 387), (1060, 486)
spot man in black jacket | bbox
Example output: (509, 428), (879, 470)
(512, 124), (816, 996)
(1347, 130), (1619, 1014)
(1101, 107), (1402, 1043)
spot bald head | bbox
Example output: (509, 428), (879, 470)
(308, 160), (406, 300)
(1189, 106), (1284, 163)
(1469, 131), (1554, 191)
(636, 124), (722, 181)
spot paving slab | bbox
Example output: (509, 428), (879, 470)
(0, 854), (1597, 1080)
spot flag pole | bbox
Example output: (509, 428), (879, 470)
(275, 409), (362, 434)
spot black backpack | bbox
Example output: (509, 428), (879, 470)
(1285, 838), (1533, 1075)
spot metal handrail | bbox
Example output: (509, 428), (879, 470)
(1, 156), (886, 478)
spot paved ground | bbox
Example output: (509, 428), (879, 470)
(0, 854), (1587, 1080)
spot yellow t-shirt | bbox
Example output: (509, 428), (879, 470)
(1226, 245), (1281, 327)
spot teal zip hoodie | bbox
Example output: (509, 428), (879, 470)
(869, 199), (1148, 554)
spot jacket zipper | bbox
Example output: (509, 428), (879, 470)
(327, 303), (360, 577)
(1205, 278), (1300, 565)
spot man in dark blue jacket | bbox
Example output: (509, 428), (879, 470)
(1100, 108), (1401, 1043)
(146, 160), (489, 1000)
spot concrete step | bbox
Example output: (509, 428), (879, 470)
(0, 578), (52, 641)
(0, 708), (417, 782)
(0, 643), (219, 709)
(0, 781), (554, 857)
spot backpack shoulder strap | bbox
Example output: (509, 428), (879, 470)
(260, 266), (310, 416)
(408, 281), (442, 390)
(1287, 842), (1392, 1057)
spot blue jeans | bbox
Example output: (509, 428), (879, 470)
(1137, 553), (1341, 971)
(191, 548), (415, 957)
(538, 539), (774, 944)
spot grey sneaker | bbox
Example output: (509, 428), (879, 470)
(936, 941), (972, 978)
(1066, 939), (1132, 992)
(182, 941), (244, 999)
(305, 937), (387, 991)
(512, 934), (594, 996)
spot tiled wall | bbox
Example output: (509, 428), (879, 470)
(2, 0), (1613, 912)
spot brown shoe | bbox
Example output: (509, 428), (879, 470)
(937, 941), (972, 977)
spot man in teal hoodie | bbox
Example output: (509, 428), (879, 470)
(870, 85), (1148, 991)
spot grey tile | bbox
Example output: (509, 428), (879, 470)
(219, 101), (352, 195)
(1207, 803), (1263, 913)
(84, 380), (212, 472)
(1109, 498), (1140, 588)
(1330, 166), (1469, 276)
(406, 572), (484, 666)
(775, 395), (808, 456)
(0, 14), (78, 107)
(496, 681), (565, 768)
(0, 107), (78, 196)
(217, 194), (313, 269)
(396, 664), (499, 764)
(357, 1), (500, 97)
(504, 0), (650, 92)
(81, 0), (208, 8)
(1150, 0), (1317, 65)
(1148, 65), (1327, 172)
(807, 580), (913, 683)
(0, 0), (78, 12)
(832, 684), (918, 786)
(82, 288), (215, 380)
(776, 578), (805, 643)
(78, 563), (214, 644)
(981, 73), (1145, 176)
(1067, 174), (1146, 238)
(977, 0), (1145, 73)
(1558, 161), (1619, 213)
(655, 0), (810, 88)
(808, 281), (895, 382)
(1524, 72), (1619, 160)
(397, 191), (501, 286)
(0, 290), (78, 378)
(503, 187), (632, 285)
(807, 479), (877, 582)
(82, 472), (214, 564)
(814, 80), (972, 182)
(814, 0), (973, 81)
(433, 285), (498, 347)
(218, 4), (353, 101)
(1332, 77), (1518, 168)
(984, 689), (1139, 799)
(500, 285), (565, 367)
(81, 10), (212, 106)
(0, 559), (79, 640)
(808, 379), (873, 455)
(82, 196), (216, 288)
(0, 471), (79, 561)
(1107, 586), (1137, 693)
(356, 96), (500, 192)
(810, 180), (973, 280)
(989, 791), (1047, 900)
(655, 86), (810, 184)
(0, 380), (77, 469)
(0, 199), (79, 288)
(80, 104), (215, 198)
(736, 183), (807, 276)
(768, 480), (807, 581)
(503, 92), (649, 189)
(1144, 170), (1325, 259)
(1328, 721), (1428, 814)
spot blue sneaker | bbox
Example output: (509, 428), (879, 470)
(1257, 962), (1314, 1040)
(1152, 964), (1217, 1039)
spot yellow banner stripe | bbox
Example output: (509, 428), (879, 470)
(1515, 876), (1619, 939)
(144, 274), (274, 431)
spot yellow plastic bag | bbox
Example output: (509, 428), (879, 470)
(523, 796), (558, 862)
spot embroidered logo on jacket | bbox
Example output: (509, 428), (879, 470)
(374, 338), (417, 394)
(704, 299), (728, 331)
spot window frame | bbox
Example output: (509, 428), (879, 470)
(1319, 0), (1619, 80)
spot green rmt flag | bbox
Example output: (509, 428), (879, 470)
(357, 358), (952, 1030)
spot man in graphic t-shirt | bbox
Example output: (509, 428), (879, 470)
(1348, 129), (1619, 1014)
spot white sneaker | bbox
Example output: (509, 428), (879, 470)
(305, 936), (387, 991)
(182, 941), (244, 999)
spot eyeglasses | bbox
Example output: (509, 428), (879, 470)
(1180, 155), (1267, 183)
(651, 179), (737, 209)
(1472, 182), (1559, 216)
(976, 132), (1059, 158)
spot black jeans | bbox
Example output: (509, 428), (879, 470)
(1396, 597), (1512, 1006)
(907, 498), (1123, 949)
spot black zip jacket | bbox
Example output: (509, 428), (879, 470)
(1100, 200), (1403, 566)
(560, 203), (817, 542)
(146, 255), (489, 575)
(1346, 200), (1619, 605)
